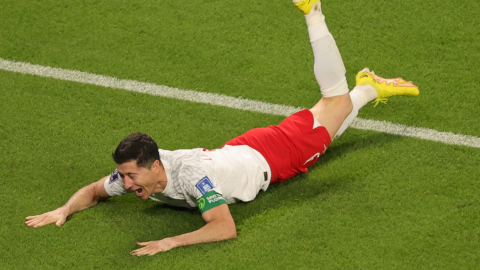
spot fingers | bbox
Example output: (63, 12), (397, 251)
(130, 247), (149, 257)
(130, 242), (164, 257)
(25, 216), (39, 226)
(25, 213), (64, 228)
(25, 215), (47, 227)
(131, 247), (161, 257)
(28, 217), (49, 227)
(55, 218), (66, 227)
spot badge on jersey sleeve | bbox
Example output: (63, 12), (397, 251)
(109, 169), (120, 184)
(195, 176), (214, 195)
(197, 191), (226, 214)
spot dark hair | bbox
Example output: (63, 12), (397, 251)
(112, 132), (160, 168)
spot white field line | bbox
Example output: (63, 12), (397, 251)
(1, 57), (479, 149)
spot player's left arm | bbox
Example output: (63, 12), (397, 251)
(130, 203), (236, 256)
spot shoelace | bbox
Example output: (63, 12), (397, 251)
(372, 98), (389, 107)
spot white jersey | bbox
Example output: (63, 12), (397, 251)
(104, 145), (271, 209)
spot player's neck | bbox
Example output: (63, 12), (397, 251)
(153, 163), (168, 193)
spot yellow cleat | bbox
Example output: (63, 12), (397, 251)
(356, 68), (420, 107)
(293, 0), (321, 15)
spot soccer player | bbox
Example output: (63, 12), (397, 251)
(25, 0), (419, 256)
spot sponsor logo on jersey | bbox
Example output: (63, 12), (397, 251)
(195, 176), (214, 195)
(109, 169), (120, 184)
(197, 198), (206, 210)
(197, 191), (226, 213)
(206, 193), (223, 204)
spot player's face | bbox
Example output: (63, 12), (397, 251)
(117, 160), (158, 200)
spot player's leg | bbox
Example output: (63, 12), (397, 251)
(309, 94), (352, 140)
(332, 84), (376, 139)
(294, 0), (420, 140)
(294, 0), (352, 140)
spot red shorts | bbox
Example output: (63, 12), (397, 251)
(225, 109), (331, 183)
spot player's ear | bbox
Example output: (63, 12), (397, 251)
(151, 159), (161, 173)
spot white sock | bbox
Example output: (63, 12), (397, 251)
(350, 84), (378, 107)
(307, 3), (348, 98)
(333, 85), (378, 139)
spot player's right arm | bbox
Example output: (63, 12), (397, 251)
(25, 176), (111, 228)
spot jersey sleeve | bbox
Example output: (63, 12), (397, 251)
(196, 190), (227, 214)
(176, 161), (226, 213)
(103, 169), (127, 197)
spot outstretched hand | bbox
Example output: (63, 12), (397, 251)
(130, 239), (176, 257)
(25, 207), (68, 228)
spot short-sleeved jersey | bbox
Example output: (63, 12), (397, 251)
(104, 145), (271, 210)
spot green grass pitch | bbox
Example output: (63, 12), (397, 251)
(1, 0), (479, 269)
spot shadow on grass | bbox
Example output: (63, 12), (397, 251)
(97, 131), (402, 244)
(230, 132), (402, 221)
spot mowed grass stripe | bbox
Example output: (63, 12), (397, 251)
(2, 57), (479, 149)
